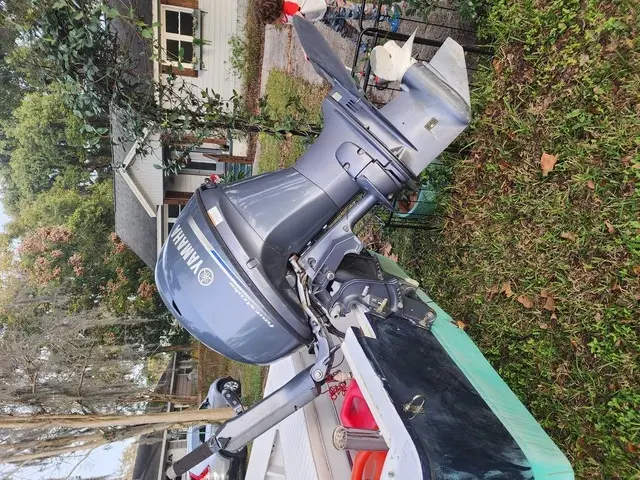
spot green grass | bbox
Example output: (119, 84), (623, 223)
(231, 363), (266, 406)
(387, 1), (639, 478)
(256, 70), (327, 173)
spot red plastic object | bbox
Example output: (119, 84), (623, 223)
(340, 380), (378, 430)
(351, 451), (387, 480)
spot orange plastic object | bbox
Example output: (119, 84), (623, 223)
(351, 451), (387, 480)
(340, 380), (378, 430)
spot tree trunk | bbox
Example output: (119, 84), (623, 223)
(120, 393), (198, 405)
(0, 421), (215, 463)
(0, 408), (234, 429)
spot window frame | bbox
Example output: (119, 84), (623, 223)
(160, 5), (197, 68)
(166, 203), (185, 237)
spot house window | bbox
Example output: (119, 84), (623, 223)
(168, 204), (184, 234)
(161, 6), (196, 65)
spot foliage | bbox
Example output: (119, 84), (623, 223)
(0, 176), (168, 322)
(405, 0), (486, 22)
(0, 0), (319, 177)
(0, 302), (155, 415)
(257, 70), (327, 173)
(2, 92), (88, 203)
(227, 34), (247, 79)
(388, 0), (640, 477)
(220, 170), (248, 183)
(0, 27), (27, 126)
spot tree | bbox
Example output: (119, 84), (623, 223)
(0, 409), (233, 464)
(2, 0), (320, 176)
(0, 27), (27, 126)
(1, 92), (93, 204)
(0, 303), (154, 414)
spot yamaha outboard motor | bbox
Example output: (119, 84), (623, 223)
(156, 17), (471, 478)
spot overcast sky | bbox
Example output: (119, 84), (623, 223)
(0, 439), (135, 480)
(0, 197), (8, 232)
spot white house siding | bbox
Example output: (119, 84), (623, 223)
(168, 172), (211, 193)
(127, 134), (165, 207)
(155, 0), (248, 101)
(154, 0), (251, 158)
(197, 0), (248, 100)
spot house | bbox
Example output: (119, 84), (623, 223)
(131, 352), (198, 480)
(111, 0), (251, 269)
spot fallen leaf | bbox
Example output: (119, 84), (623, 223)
(540, 152), (558, 176)
(611, 283), (623, 293)
(543, 296), (555, 312)
(539, 322), (549, 329)
(501, 281), (514, 298)
(627, 442), (638, 454)
(633, 265), (640, 276)
(570, 338), (579, 349)
(540, 289), (551, 298)
(605, 220), (615, 233)
(453, 320), (467, 330)
(586, 180), (595, 190)
(492, 58), (503, 75)
(560, 231), (577, 241)
(595, 312), (602, 322)
(604, 39), (618, 53)
(487, 285), (500, 300)
(517, 295), (534, 309)
(550, 313), (558, 324)
(381, 242), (392, 257)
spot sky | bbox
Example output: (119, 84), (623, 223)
(0, 439), (135, 480)
(0, 197), (8, 232)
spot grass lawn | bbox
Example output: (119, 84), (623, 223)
(256, 70), (327, 173)
(388, 2), (639, 478)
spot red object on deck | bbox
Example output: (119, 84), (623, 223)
(282, 1), (301, 16)
(340, 380), (377, 430)
(351, 451), (387, 480)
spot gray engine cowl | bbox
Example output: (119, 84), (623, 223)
(155, 190), (308, 365)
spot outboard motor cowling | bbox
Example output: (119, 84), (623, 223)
(159, 18), (474, 479)
(156, 17), (471, 366)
